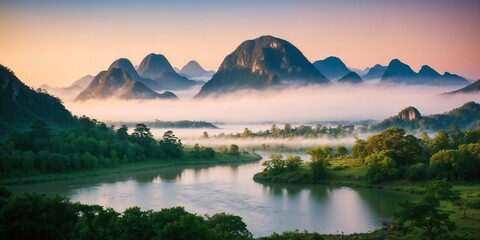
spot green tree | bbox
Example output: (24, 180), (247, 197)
(0, 193), (79, 240)
(395, 180), (458, 240)
(307, 147), (331, 180)
(334, 145), (348, 158)
(159, 131), (183, 158)
(117, 207), (153, 240)
(285, 155), (302, 171)
(206, 212), (253, 240)
(116, 125), (129, 141)
(262, 154), (285, 174)
(229, 144), (240, 156)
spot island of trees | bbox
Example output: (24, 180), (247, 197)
(0, 117), (258, 182)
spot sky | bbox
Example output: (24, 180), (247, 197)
(1, 0), (479, 87)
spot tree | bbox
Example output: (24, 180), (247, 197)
(428, 130), (451, 155)
(229, 144), (239, 156)
(262, 154), (285, 174)
(0, 193), (79, 240)
(334, 145), (348, 158)
(117, 207), (153, 240)
(365, 151), (400, 183)
(206, 212), (253, 240)
(202, 131), (209, 138)
(285, 155), (302, 171)
(116, 125), (129, 141)
(395, 180), (458, 240)
(132, 124), (153, 139)
(159, 131), (183, 158)
(430, 149), (473, 180)
(242, 128), (252, 138)
(307, 147), (331, 180)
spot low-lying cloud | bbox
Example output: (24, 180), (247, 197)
(65, 83), (480, 123)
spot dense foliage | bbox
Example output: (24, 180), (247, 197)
(0, 117), (184, 177)
(373, 102), (480, 131)
(0, 191), (253, 240)
(353, 126), (480, 183)
(395, 180), (459, 240)
(0, 64), (78, 138)
(216, 124), (356, 139)
(111, 120), (219, 129)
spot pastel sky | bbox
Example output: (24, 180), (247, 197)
(1, 0), (479, 87)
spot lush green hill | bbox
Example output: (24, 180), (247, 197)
(372, 102), (480, 131)
(0, 64), (78, 137)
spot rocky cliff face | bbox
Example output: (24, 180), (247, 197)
(397, 106), (422, 121)
(196, 35), (328, 97)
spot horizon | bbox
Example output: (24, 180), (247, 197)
(1, 0), (480, 87)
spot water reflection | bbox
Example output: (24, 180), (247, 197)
(7, 157), (414, 237)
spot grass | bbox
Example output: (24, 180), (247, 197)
(1, 151), (262, 185)
(254, 158), (480, 240)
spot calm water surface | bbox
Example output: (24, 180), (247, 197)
(7, 152), (413, 237)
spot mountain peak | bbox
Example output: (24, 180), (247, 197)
(381, 59), (417, 82)
(447, 79), (480, 95)
(312, 56), (349, 80)
(338, 71), (363, 84)
(397, 106), (422, 121)
(137, 53), (176, 79)
(196, 35), (327, 97)
(418, 65), (441, 77)
(75, 68), (176, 101)
(179, 60), (213, 79)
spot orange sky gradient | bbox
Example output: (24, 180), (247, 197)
(0, 0), (479, 87)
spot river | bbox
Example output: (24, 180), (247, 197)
(7, 151), (413, 237)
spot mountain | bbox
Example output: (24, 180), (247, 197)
(363, 64), (386, 80)
(179, 60), (215, 79)
(349, 67), (370, 76)
(196, 35), (328, 97)
(447, 79), (480, 94)
(381, 59), (417, 83)
(75, 68), (177, 101)
(39, 75), (94, 101)
(108, 58), (160, 90)
(418, 65), (441, 78)
(0, 64), (78, 137)
(372, 102), (480, 131)
(381, 59), (470, 86)
(337, 71), (363, 84)
(137, 53), (197, 90)
(71, 74), (94, 89)
(312, 56), (350, 80)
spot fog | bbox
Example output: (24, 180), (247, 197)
(65, 83), (479, 123)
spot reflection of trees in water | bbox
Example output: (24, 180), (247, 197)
(260, 183), (323, 196)
(354, 188), (415, 218)
(135, 163), (248, 183)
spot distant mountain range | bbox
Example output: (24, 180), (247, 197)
(75, 68), (177, 101)
(40, 75), (94, 101)
(381, 59), (471, 86)
(196, 35), (328, 97)
(179, 60), (215, 80)
(312, 56), (350, 81)
(0, 64), (78, 137)
(137, 53), (198, 90)
(338, 71), (363, 84)
(446, 80), (480, 95)
(372, 101), (480, 131)
(363, 64), (386, 80)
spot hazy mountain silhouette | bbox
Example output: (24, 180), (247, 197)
(363, 64), (386, 80)
(349, 67), (370, 77)
(196, 35), (328, 97)
(337, 71), (364, 84)
(381, 59), (470, 86)
(447, 79), (480, 95)
(0, 64), (78, 136)
(312, 56), (350, 80)
(75, 68), (177, 101)
(108, 58), (160, 90)
(137, 53), (197, 90)
(179, 60), (215, 79)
